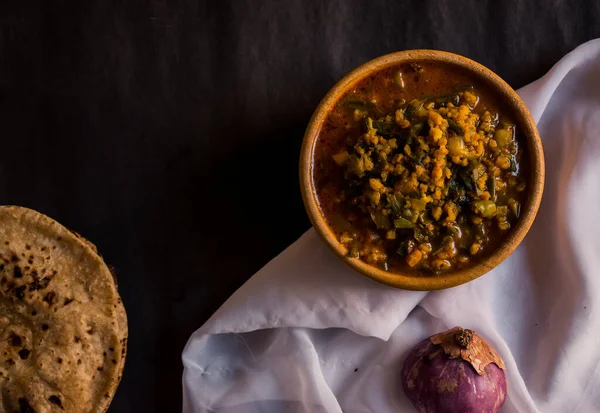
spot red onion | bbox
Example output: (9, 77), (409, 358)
(401, 327), (507, 413)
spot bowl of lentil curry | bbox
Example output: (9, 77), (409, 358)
(300, 50), (544, 290)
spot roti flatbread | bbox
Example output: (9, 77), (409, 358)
(0, 206), (127, 413)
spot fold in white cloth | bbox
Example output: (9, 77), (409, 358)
(182, 39), (600, 413)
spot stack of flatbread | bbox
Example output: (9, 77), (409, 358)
(0, 206), (127, 413)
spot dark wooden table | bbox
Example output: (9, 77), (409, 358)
(0, 1), (598, 411)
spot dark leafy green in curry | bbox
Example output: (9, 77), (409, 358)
(314, 62), (527, 274)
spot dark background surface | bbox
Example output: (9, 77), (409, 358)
(0, 1), (598, 411)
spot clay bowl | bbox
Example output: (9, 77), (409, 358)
(299, 50), (544, 290)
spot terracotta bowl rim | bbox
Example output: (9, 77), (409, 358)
(300, 49), (545, 290)
(299, 49), (545, 291)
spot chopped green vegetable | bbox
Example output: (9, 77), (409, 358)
(371, 211), (392, 230)
(394, 217), (413, 229)
(488, 175), (497, 201)
(472, 162), (486, 196)
(459, 167), (474, 190)
(404, 100), (423, 120)
(473, 200), (497, 218)
(408, 198), (427, 212)
(347, 155), (365, 177)
(332, 151), (350, 166)
(447, 136), (466, 156)
(365, 117), (377, 136)
(409, 123), (425, 138)
(402, 207), (414, 219)
(498, 119), (516, 129)
(447, 178), (462, 201)
(344, 99), (374, 111)
(472, 169), (481, 195)
(387, 194), (404, 216)
(403, 105), (416, 120)
(418, 122), (431, 137)
(413, 227), (428, 243)
(371, 119), (395, 136)
(418, 212), (433, 226)
(447, 223), (462, 239)
(494, 128), (514, 148)
(448, 119), (463, 135)
(393, 71), (405, 89)
(432, 236), (453, 256)
(412, 150), (426, 166)
(432, 94), (460, 108)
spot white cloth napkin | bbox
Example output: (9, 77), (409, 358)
(182, 39), (600, 413)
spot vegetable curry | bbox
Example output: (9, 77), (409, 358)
(313, 62), (528, 275)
